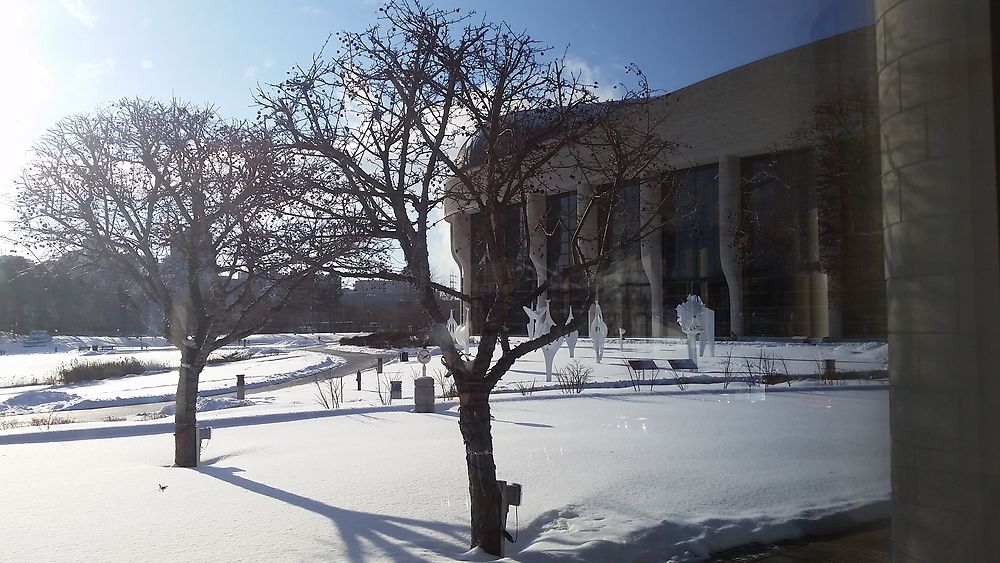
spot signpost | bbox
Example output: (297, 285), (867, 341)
(417, 348), (431, 377)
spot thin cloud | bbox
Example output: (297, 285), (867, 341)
(563, 56), (618, 100)
(140, 59), (155, 70)
(60, 0), (97, 29)
(75, 57), (116, 80)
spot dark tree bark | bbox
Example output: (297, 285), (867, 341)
(457, 385), (501, 554)
(174, 349), (207, 467)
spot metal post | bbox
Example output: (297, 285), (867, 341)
(356, 370), (362, 391)
(498, 480), (508, 558)
(236, 374), (245, 399)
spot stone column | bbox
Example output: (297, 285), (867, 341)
(448, 212), (473, 323)
(805, 207), (831, 338)
(524, 193), (548, 307)
(639, 182), (664, 336)
(876, 0), (1000, 560)
(718, 155), (743, 337)
(577, 184), (600, 334)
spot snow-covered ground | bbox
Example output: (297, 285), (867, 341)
(0, 334), (889, 562)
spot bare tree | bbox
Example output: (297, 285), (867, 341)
(257, 1), (673, 554)
(14, 98), (373, 467)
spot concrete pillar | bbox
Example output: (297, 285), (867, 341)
(718, 155), (743, 337)
(449, 212), (473, 325)
(577, 184), (600, 333)
(524, 193), (548, 306)
(876, 0), (1000, 560)
(413, 376), (435, 413)
(639, 182), (664, 336)
(805, 207), (830, 338)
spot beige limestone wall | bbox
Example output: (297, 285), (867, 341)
(875, 0), (1000, 561)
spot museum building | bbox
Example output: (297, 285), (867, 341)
(445, 27), (885, 340)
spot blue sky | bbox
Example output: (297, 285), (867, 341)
(0, 0), (873, 276)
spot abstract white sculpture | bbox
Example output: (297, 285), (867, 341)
(565, 307), (579, 358)
(446, 309), (458, 339)
(537, 300), (562, 382)
(523, 302), (545, 341)
(618, 327), (626, 352)
(590, 301), (608, 363)
(699, 308), (716, 357)
(675, 295), (716, 362)
(453, 306), (471, 353)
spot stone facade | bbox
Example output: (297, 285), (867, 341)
(447, 28), (885, 340)
(876, 0), (1000, 560)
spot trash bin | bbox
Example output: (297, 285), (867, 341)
(414, 376), (435, 413)
(400, 351), (409, 362)
(390, 380), (402, 400)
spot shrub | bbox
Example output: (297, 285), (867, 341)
(206, 349), (279, 365)
(58, 358), (169, 384)
(0, 418), (25, 431)
(511, 379), (536, 396)
(556, 360), (592, 394)
(433, 369), (458, 399)
(30, 413), (75, 429)
(314, 372), (344, 409)
(376, 373), (402, 405)
(339, 330), (434, 348)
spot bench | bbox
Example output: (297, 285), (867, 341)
(625, 358), (697, 391)
(625, 359), (661, 391)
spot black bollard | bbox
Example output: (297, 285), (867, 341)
(356, 370), (362, 391)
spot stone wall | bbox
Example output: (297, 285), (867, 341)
(875, 0), (1000, 560)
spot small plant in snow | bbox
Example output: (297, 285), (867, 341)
(313, 371), (344, 410)
(433, 369), (457, 399)
(376, 373), (401, 405)
(30, 413), (75, 429)
(720, 347), (737, 389)
(555, 360), (592, 394)
(0, 418), (26, 430)
(511, 379), (536, 397)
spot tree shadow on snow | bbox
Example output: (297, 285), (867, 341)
(0, 403), (458, 446)
(198, 464), (467, 561)
(432, 410), (553, 429)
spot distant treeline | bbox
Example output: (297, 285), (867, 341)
(0, 254), (343, 336)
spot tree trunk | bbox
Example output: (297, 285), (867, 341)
(174, 348), (204, 467)
(458, 388), (503, 556)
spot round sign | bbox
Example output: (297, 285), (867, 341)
(417, 349), (432, 364)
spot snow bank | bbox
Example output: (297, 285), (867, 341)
(0, 350), (343, 415)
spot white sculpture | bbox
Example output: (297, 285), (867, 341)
(537, 300), (562, 382)
(618, 327), (626, 352)
(453, 306), (471, 353)
(676, 295), (716, 363)
(590, 301), (608, 363)
(523, 302), (545, 341)
(699, 308), (716, 357)
(565, 306), (579, 358)
(446, 309), (458, 340)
